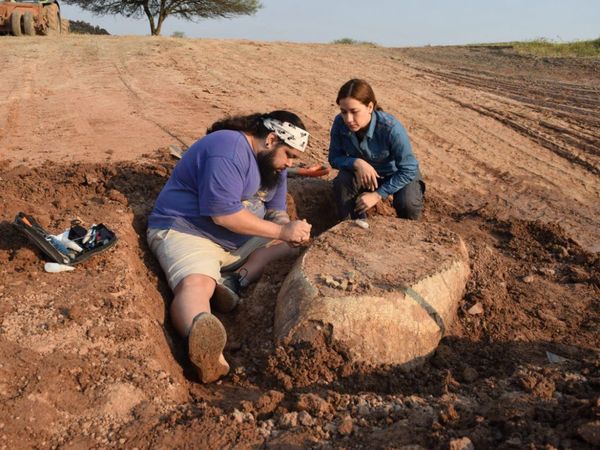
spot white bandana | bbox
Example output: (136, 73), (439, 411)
(263, 118), (309, 152)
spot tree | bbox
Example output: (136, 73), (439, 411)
(62, 0), (262, 36)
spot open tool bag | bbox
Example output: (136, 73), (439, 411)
(13, 212), (117, 266)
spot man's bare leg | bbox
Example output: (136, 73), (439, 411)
(172, 274), (229, 383)
(171, 274), (214, 335)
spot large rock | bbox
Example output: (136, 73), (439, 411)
(274, 217), (470, 367)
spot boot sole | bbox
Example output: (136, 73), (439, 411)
(188, 313), (229, 383)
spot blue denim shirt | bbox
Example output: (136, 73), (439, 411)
(328, 110), (419, 198)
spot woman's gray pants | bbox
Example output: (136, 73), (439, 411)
(332, 169), (425, 220)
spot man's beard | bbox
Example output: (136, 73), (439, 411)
(256, 149), (281, 190)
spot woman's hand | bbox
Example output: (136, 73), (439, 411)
(353, 159), (380, 191)
(355, 192), (381, 215)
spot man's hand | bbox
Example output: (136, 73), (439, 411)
(353, 159), (380, 191)
(279, 219), (311, 245)
(213, 210), (310, 244)
(355, 192), (381, 215)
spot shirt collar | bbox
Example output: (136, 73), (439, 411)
(365, 110), (378, 139)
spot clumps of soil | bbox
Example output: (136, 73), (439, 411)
(1, 152), (599, 448)
(266, 336), (347, 391)
(318, 271), (362, 292)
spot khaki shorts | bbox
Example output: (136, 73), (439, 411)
(147, 228), (271, 291)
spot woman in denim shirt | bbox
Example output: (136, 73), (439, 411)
(328, 79), (425, 220)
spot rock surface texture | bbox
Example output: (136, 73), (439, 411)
(275, 217), (471, 366)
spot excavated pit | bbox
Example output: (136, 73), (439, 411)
(0, 156), (598, 449)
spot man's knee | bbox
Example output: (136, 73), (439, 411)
(174, 273), (216, 295)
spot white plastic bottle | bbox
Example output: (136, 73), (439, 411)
(44, 262), (75, 273)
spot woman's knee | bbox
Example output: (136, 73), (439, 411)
(332, 169), (356, 192)
(393, 181), (425, 220)
(395, 202), (423, 220)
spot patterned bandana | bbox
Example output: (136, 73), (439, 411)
(263, 118), (310, 152)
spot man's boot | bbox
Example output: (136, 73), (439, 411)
(188, 313), (230, 383)
(211, 270), (246, 313)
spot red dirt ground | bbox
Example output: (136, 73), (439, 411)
(0, 36), (598, 449)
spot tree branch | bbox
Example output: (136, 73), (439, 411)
(62, 0), (262, 35)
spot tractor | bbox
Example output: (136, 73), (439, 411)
(0, 0), (69, 36)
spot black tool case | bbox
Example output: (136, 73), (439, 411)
(13, 212), (117, 266)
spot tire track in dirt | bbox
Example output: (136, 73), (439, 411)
(1, 40), (600, 449)
(1, 37), (599, 250)
(385, 55), (600, 251)
(417, 67), (600, 174)
(0, 42), (37, 157)
(112, 58), (190, 148)
(445, 97), (600, 176)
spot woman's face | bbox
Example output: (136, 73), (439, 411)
(338, 97), (374, 132)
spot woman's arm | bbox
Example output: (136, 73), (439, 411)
(375, 122), (418, 199)
(353, 159), (380, 191)
(328, 116), (357, 170)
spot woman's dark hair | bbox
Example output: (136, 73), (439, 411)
(336, 79), (383, 111)
(207, 110), (306, 137)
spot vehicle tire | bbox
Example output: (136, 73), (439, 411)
(11, 11), (22, 37)
(60, 18), (69, 35)
(43, 3), (59, 36)
(23, 12), (36, 36)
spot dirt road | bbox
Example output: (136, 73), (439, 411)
(0, 36), (598, 449)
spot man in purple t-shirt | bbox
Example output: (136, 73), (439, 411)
(147, 110), (312, 383)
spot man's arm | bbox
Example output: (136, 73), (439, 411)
(213, 209), (310, 243)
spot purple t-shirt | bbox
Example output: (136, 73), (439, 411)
(148, 130), (287, 250)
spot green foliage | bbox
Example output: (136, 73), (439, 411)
(331, 37), (378, 47)
(69, 20), (110, 35)
(62, 0), (262, 36)
(478, 37), (600, 58)
(172, 31), (186, 38)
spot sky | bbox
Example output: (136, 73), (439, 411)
(60, 0), (600, 47)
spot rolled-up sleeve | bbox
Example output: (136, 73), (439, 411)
(376, 123), (418, 198)
(328, 116), (357, 170)
(198, 156), (244, 216)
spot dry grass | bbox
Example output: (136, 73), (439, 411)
(331, 37), (378, 47)
(479, 38), (600, 57)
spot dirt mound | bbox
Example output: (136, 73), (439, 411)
(0, 37), (599, 448)
(1, 153), (597, 448)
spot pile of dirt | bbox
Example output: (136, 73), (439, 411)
(0, 151), (598, 449)
(0, 37), (599, 448)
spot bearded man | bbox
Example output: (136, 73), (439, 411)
(147, 111), (312, 383)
